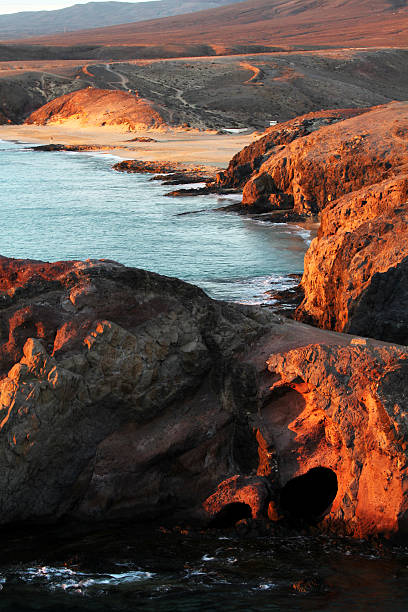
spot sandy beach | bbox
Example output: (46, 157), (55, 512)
(0, 124), (258, 168)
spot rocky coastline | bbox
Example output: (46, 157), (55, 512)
(0, 254), (406, 539)
(1, 100), (407, 540)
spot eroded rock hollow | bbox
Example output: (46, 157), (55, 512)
(0, 256), (407, 538)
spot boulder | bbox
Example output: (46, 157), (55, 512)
(0, 256), (271, 525)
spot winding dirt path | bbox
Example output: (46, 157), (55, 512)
(240, 61), (264, 85)
(104, 63), (131, 89)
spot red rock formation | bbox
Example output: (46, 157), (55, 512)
(296, 174), (408, 343)
(241, 102), (408, 215)
(25, 88), (169, 131)
(1, 256), (408, 539)
(216, 108), (368, 193)
(219, 101), (408, 342)
(202, 335), (408, 538)
(262, 343), (408, 537)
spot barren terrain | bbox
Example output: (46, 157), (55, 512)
(1, 47), (408, 129)
(14, 0), (408, 49)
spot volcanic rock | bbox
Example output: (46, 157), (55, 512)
(113, 159), (216, 179)
(240, 102), (408, 215)
(0, 256), (273, 526)
(261, 342), (408, 537)
(25, 88), (169, 131)
(296, 173), (408, 343)
(216, 108), (368, 192)
(0, 256), (407, 539)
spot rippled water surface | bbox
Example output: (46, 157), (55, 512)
(0, 140), (312, 304)
(2, 525), (408, 611)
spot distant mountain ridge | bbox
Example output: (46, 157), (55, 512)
(19, 0), (408, 49)
(0, 0), (239, 40)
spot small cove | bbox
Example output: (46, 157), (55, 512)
(0, 140), (312, 305)
(1, 139), (408, 611)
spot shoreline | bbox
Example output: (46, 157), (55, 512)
(0, 124), (258, 169)
(0, 131), (313, 310)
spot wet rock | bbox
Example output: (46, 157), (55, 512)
(113, 159), (217, 181)
(292, 576), (325, 593)
(164, 186), (212, 197)
(204, 475), (272, 524)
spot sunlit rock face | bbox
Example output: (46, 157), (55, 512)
(0, 256), (407, 538)
(240, 102), (408, 215)
(220, 100), (408, 342)
(296, 173), (408, 343)
(263, 343), (408, 537)
(0, 256), (270, 525)
(216, 108), (367, 195)
(203, 340), (408, 538)
(25, 88), (169, 131)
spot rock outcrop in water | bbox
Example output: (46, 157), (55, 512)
(0, 256), (407, 538)
(238, 102), (408, 215)
(216, 101), (408, 343)
(216, 108), (368, 192)
(25, 88), (169, 131)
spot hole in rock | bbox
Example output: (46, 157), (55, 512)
(280, 467), (338, 524)
(209, 502), (252, 528)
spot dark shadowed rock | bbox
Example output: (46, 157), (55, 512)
(0, 256), (274, 526)
(0, 256), (407, 539)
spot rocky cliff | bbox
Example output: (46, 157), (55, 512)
(0, 256), (407, 538)
(216, 108), (368, 191)
(238, 102), (408, 215)
(296, 173), (408, 343)
(25, 88), (169, 131)
(218, 101), (408, 343)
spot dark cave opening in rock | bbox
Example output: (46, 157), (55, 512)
(209, 502), (252, 528)
(280, 467), (338, 524)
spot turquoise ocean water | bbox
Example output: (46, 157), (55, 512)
(0, 139), (311, 304)
(1, 140), (408, 611)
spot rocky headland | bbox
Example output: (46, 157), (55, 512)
(214, 101), (408, 344)
(0, 255), (407, 539)
(25, 88), (169, 132)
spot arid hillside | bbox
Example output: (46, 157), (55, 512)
(0, 0), (238, 41)
(2, 48), (408, 128)
(15, 0), (408, 49)
(25, 88), (169, 131)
